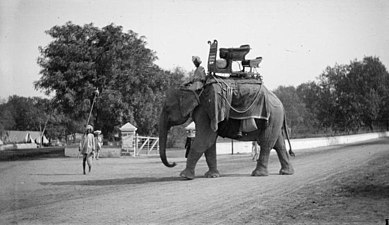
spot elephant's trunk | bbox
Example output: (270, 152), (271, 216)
(159, 108), (177, 167)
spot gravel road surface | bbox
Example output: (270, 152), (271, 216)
(1, 138), (388, 224)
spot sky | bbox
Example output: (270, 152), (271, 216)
(1, 0), (389, 99)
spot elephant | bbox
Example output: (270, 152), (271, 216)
(159, 77), (295, 180)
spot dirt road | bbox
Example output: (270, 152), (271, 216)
(1, 138), (388, 224)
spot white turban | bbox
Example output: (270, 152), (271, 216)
(86, 125), (93, 131)
(192, 56), (202, 64)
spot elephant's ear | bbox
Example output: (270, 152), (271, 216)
(179, 89), (199, 118)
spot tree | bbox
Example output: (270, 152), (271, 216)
(314, 57), (389, 132)
(273, 86), (310, 137)
(346, 56), (389, 130)
(2, 96), (48, 131)
(0, 106), (15, 133)
(296, 81), (321, 129)
(35, 22), (183, 137)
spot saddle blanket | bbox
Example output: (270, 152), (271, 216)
(203, 77), (270, 132)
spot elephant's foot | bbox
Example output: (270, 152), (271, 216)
(251, 168), (269, 176)
(180, 168), (195, 180)
(279, 167), (294, 175)
(204, 169), (220, 178)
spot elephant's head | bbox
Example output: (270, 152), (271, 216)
(159, 88), (199, 167)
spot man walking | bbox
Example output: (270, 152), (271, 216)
(79, 125), (96, 174)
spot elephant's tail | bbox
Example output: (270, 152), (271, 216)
(283, 115), (295, 157)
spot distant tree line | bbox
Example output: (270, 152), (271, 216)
(1, 22), (388, 144)
(274, 56), (389, 137)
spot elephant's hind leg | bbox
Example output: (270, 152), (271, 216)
(274, 133), (294, 175)
(204, 143), (220, 178)
(251, 146), (271, 176)
(252, 122), (281, 177)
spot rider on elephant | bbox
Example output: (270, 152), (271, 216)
(184, 56), (207, 90)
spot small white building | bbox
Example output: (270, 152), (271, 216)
(119, 122), (137, 152)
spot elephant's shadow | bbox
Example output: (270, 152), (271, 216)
(40, 176), (183, 186)
(222, 173), (279, 177)
(39, 173), (280, 186)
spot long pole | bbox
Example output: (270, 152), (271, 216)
(40, 116), (49, 148)
(40, 100), (56, 148)
(86, 89), (100, 127)
(86, 95), (97, 126)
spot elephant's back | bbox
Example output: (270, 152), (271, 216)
(263, 86), (283, 108)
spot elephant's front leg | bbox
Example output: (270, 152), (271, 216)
(180, 150), (203, 180)
(181, 106), (218, 180)
(204, 143), (220, 178)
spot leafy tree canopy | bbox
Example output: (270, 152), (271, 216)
(35, 22), (183, 137)
(273, 86), (314, 136)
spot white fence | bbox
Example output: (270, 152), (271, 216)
(216, 131), (389, 155)
(121, 131), (389, 157)
(129, 135), (159, 157)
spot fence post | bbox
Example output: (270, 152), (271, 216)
(231, 139), (234, 155)
(134, 133), (138, 157)
(147, 137), (150, 153)
(147, 138), (149, 155)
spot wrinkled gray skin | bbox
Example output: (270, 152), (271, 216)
(159, 87), (294, 180)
